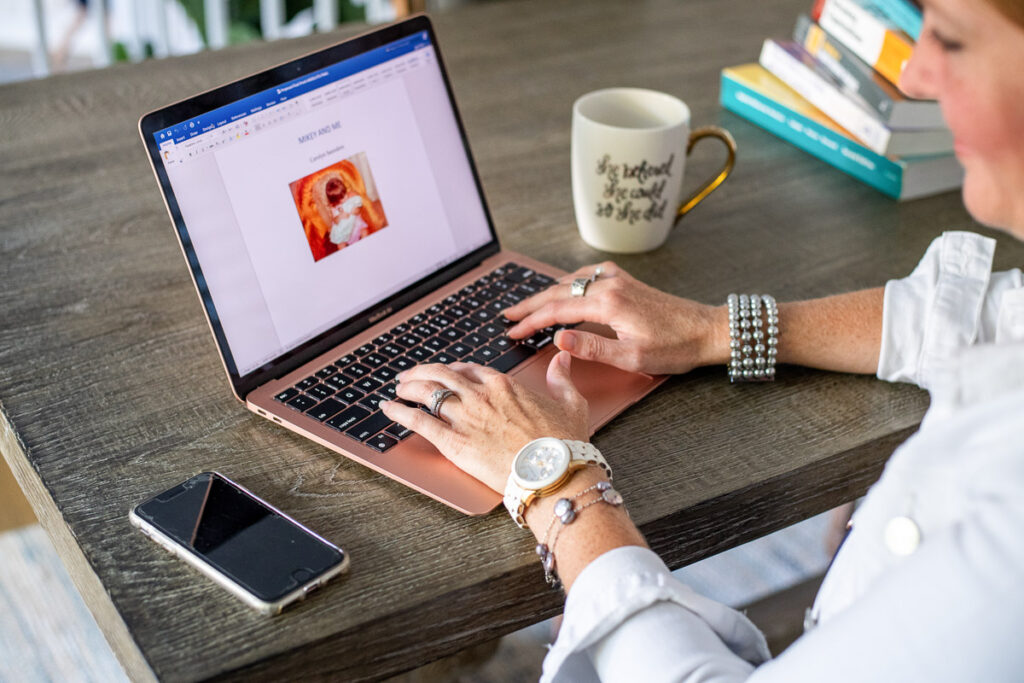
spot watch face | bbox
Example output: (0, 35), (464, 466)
(514, 438), (570, 489)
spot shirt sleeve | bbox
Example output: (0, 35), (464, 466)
(541, 546), (770, 683)
(876, 231), (1023, 389)
(541, 472), (1024, 683)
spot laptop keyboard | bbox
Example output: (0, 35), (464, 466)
(272, 262), (568, 453)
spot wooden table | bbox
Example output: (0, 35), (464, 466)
(2, 0), (1019, 680)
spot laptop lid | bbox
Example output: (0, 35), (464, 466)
(140, 16), (500, 400)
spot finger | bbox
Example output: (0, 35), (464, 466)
(395, 379), (464, 415)
(555, 328), (632, 369)
(503, 283), (565, 322)
(507, 294), (609, 339)
(546, 350), (584, 407)
(397, 362), (479, 395)
(556, 260), (621, 285)
(447, 361), (495, 384)
(380, 400), (448, 443)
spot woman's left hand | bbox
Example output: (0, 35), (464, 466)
(379, 351), (589, 493)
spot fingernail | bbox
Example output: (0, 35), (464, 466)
(395, 372), (406, 382)
(559, 350), (571, 369)
(557, 330), (576, 351)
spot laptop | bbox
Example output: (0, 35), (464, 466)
(139, 15), (665, 515)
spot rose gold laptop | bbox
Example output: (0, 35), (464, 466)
(139, 16), (664, 515)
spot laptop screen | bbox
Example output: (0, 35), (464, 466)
(147, 27), (494, 381)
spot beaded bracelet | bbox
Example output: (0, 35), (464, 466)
(727, 293), (778, 382)
(535, 480), (624, 588)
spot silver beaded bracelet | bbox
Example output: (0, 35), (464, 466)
(727, 293), (778, 382)
(535, 480), (624, 588)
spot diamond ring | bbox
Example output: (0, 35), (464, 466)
(428, 388), (455, 420)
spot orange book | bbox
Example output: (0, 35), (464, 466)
(811, 0), (914, 89)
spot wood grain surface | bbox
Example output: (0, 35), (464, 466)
(2, 0), (1022, 680)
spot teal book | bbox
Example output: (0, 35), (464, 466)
(720, 64), (961, 200)
(872, 0), (923, 40)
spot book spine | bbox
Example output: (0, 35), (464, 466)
(758, 39), (890, 155)
(794, 14), (895, 122)
(872, 0), (922, 40)
(812, 0), (914, 87)
(719, 69), (902, 198)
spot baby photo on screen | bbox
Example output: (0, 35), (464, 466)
(289, 152), (388, 262)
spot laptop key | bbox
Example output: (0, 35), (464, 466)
(471, 309), (492, 323)
(455, 318), (477, 332)
(439, 327), (463, 341)
(390, 356), (415, 372)
(492, 336), (513, 351)
(359, 393), (386, 412)
(407, 347), (433, 362)
(431, 314), (454, 328)
(444, 295), (460, 306)
(345, 411), (392, 442)
(373, 366), (398, 383)
(343, 363), (370, 379)
(337, 387), (365, 404)
(390, 323), (409, 336)
(385, 422), (414, 440)
(427, 303), (443, 315)
(505, 267), (535, 283)
(397, 333), (422, 348)
(373, 333), (392, 346)
(367, 434), (399, 452)
(479, 323), (503, 339)
(414, 325), (437, 339)
(274, 388), (299, 403)
(488, 344), (537, 373)
(380, 382), (398, 399)
(472, 347), (499, 363)
(308, 384), (333, 400)
(530, 273), (556, 287)
(433, 352), (456, 364)
(364, 352), (388, 368)
(307, 398), (346, 422)
(463, 297), (483, 310)
(516, 282), (540, 296)
(336, 354), (356, 366)
(447, 305), (468, 318)
(355, 344), (374, 356)
(379, 343), (404, 358)
(315, 366), (336, 380)
(492, 279), (511, 292)
(448, 342), (472, 358)
(327, 405), (370, 432)
(524, 331), (554, 349)
(463, 332), (486, 348)
(424, 337), (449, 351)
(410, 313), (427, 325)
(296, 377), (318, 391)
(323, 373), (352, 392)
(355, 377), (383, 394)
(287, 394), (318, 411)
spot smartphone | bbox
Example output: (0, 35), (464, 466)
(130, 472), (349, 615)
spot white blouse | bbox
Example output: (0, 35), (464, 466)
(542, 231), (1024, 682)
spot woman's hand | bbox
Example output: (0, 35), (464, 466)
(504, 262), (729, 375)
(379, 351), (589, 493)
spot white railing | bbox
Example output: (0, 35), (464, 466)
(19, 0), (420, 80)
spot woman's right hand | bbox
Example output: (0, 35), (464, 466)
(504, 262), (729, 376)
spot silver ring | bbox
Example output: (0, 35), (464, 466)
(591, 266), (604, 282)
(570, 277), (590, 297)
(428, 388), (455, 420)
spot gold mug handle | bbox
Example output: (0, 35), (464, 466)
(677, 126), (737, 218)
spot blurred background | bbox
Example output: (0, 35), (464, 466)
(0, 0), (473, 84)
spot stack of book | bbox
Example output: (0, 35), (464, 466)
(719, 0), (963, 200)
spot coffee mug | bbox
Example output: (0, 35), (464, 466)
(571, 88), (737, 253)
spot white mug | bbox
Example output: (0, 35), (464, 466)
(571, 88), (737, 253)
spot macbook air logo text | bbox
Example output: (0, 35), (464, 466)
(369, 307), (393, 323)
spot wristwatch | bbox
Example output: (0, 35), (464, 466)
(503, 438), (611, 529)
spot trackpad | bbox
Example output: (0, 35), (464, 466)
(510, 323), (663, 435)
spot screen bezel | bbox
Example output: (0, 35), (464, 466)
(139, 15), (500, 400)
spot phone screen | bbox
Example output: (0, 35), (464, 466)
(134, 473), (344, 603)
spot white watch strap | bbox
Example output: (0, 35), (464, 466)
(503, 439), (611, 529)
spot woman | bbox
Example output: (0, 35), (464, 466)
(381, 0), (1024, 679)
